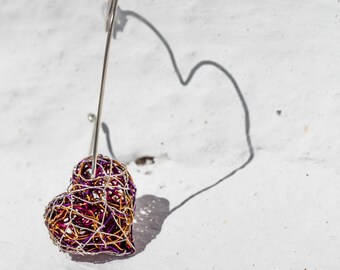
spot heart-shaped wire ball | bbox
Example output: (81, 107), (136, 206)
(44, 155), (137, 256)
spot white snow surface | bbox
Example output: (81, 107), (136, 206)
(1, 0), (340, 269)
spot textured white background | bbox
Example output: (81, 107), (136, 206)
(0, 0), (340, 269)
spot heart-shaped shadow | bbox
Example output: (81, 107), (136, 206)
(70, 7), (254, 263)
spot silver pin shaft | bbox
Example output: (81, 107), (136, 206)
(91, 0), (119, 178)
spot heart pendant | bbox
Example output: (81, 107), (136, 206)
(44, 155), (137, 256)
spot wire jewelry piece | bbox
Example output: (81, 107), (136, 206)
(44, 0), (137, 256)
(44, 155), (137, 255)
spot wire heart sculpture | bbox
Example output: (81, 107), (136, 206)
(44, 155), (137, 256)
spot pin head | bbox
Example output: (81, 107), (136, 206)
(87, 113), (96, 123)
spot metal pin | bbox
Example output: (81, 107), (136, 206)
(91, 0), (119, 178)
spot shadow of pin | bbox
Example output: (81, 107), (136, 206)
(71, 4), (254, 263)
